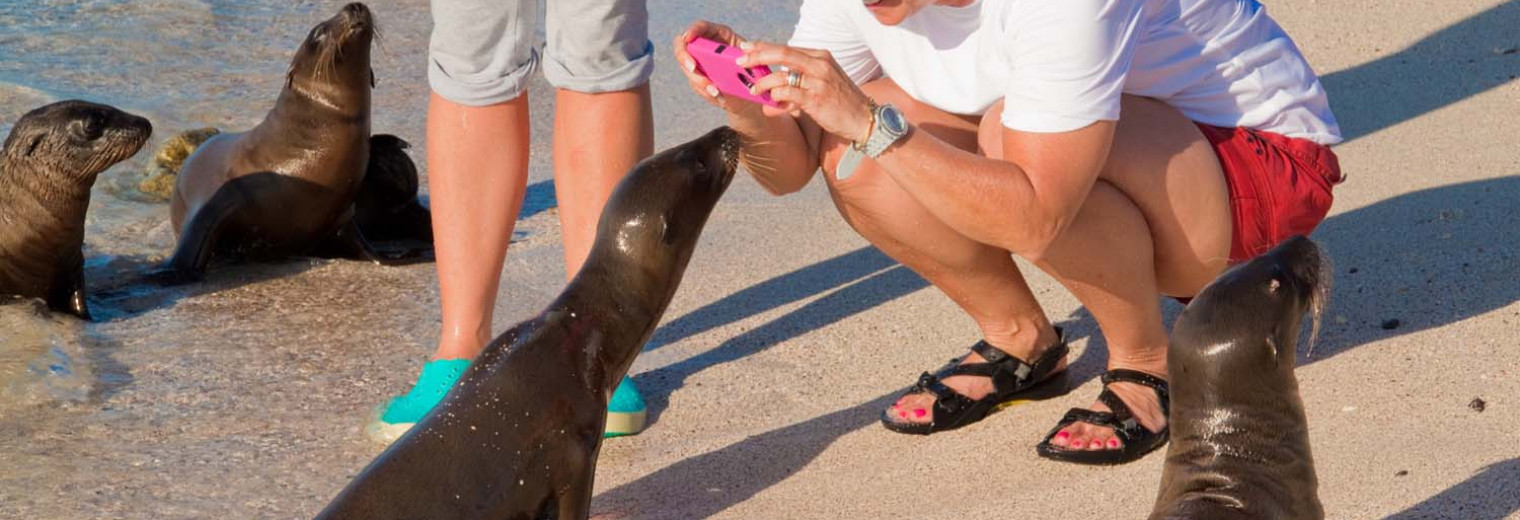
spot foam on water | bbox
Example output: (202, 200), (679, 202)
(0, 299), (93, 414)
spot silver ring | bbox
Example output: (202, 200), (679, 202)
(786, 70), (803, 89)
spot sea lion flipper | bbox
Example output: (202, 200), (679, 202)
(322, 218), (433, 266)
(151, 185), (246, 284)
(66, 265), (91, 321)
(48, 258), (92, 321)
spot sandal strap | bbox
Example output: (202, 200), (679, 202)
(1055, 407), (1116, 429)
(1100, 369), (1171, 415)
(911, 372), (976, 417)
(904, 327), (1071, 420)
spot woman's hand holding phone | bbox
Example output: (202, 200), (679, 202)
(674, 21), (782, 119)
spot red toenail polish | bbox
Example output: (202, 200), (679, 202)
(1107, 439), (1119, 448)
(897, 411), (907, 419)
(913, 409), (926, 418)
(1055, 431), (1069, 439)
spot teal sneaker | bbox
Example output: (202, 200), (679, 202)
(604, 375), (647, 438)
(364, 358), (471, 444)
(365, 360), (649, 443)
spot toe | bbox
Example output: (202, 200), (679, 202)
(887, 393), (935, 424)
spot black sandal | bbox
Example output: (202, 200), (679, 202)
(881, 327), (1070, 435)
(1035, 369), (1170, 465)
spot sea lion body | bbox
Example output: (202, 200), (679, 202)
(1149, 236), (1330, 520)
(159, 2), (429, 281)
(314, 127), (741, 520)
(0, 101), (152, 319)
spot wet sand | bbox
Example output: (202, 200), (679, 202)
(1, 0), (1517, 518)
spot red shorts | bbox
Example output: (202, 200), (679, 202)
(1196, 124), (1343, 263)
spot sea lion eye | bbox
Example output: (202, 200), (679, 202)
(69, 114), (105, 141)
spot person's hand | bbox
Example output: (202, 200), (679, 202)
(738, 41), (875, 144)
(673, 21), (768, 117)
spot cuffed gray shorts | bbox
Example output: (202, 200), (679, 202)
(428, 0), (654, 106)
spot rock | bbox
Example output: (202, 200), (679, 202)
(1395, 470), (1409, 477)
(1469, 397), (1486, 413)
(136, 127), (221, 201)
(1381, 319), (1401, 330)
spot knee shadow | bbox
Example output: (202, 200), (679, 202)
(1381, 459), (1520, 520)
(1319, 2), (1519, 143)
(646, 247), (900, 351)
(595, 393), (896, 519)
(639, 263), (928, 423)
(1299, 176), (1518, 363)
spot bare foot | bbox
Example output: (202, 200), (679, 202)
(1045, 375), (1167, 451)
(885, 326), (1063, 427)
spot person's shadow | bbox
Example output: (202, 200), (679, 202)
(600, 4), (1518, 517)
(1382, 459), (1520, 520)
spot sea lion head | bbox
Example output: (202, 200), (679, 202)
(2, 100), (153, 184)
(1170, 236), (1331, 392)
(593, 126), (740, 275)
(287, 2), (376, 98)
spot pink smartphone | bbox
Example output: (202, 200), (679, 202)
(686, 37), (778, 107)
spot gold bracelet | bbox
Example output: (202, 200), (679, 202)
(853, 98), (878, 152)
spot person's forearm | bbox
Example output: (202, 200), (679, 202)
(873, 129), (1092, 259)
(727, 108), (819, 195)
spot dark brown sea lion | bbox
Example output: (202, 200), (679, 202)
(1149, 235), (1331, 520)
(0, 101), (152, 319)
(313, 127), (740, 520)
(155, 2), (429, 283)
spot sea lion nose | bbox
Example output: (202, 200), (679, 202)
(341, 3), (372, 26)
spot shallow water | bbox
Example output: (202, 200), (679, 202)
(0, 299), (93, 413)
(0, 0), (423, 421)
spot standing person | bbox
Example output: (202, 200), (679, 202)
(370, 0), (656, 443)
(675, 0), (1341, 465)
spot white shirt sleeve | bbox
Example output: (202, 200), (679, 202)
(788, 0), (882, 85)
(999, 0), (1146, 133)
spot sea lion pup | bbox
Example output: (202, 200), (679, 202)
(1149, 235), (1331, 520)
(154, 2), (429, 283)
(314, 127), (740, 520)
(0, 101), (152, 320)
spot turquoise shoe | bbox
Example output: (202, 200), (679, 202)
(365, 358), (471, 444)
(365, 360), (649, 443)
(604, 375), (647, 438)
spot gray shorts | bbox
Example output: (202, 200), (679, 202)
(428, 0), (653, 106)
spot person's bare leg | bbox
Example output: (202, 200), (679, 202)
(427, 91), (533, 360)
(827, 83), (1231, 454)
(551, 84), (654, 278)
(817, 80), (1062, 425)
(982, 96), (1231, 451)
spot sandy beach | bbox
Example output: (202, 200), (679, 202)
(0, 0), (1516, 518)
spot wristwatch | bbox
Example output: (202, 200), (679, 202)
(836, 100), (910, 181)
(860, 101), (910, 158)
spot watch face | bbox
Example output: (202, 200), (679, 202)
(882, 106), (908, 134)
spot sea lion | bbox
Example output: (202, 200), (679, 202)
(155, 2), (430, 283)
(313, 127), (740, 520)
(0, 101), (152, 320)
(1149, 235), (1331, 520)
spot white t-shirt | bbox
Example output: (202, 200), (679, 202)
(789, 0), (1342, 145)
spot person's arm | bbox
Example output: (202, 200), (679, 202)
(742, 1), (1145, 259)
(673, 0), (878, 195)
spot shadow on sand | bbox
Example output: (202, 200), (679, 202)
(1382, 459), (1520, 520)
